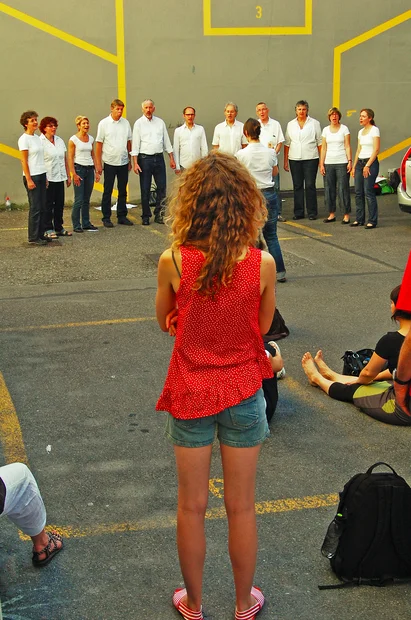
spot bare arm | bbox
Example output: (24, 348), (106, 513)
(363, 136), (380, 178)
(352, 352), (390, 385)
(283, 145), (289, 171)
(156, 249), (180, 332)
(259, 251), (276, 334)
(95, 142), (103, 175)
(395, 329), (411, 415)
(275, 141), (283, 155)
(64, 153), (71, 187)
(91, 143), (101, 183)
(345, 134), (352, 173)
(320, 136), (327, 175)
(20, 150), (35, 189)
(351, 142), (361, 178)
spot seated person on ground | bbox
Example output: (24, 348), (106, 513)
(0, 462), (63, 566)
(301, 285), (411, 425)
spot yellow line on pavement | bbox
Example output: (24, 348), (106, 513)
(0, 317), (157, 333)
(20, 492), (338, 540)
(283, 221), (332, 237)
(0, 372), (29, 465)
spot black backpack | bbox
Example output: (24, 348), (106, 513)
(320, 462), (411, 588)
(341, 348), (374, 376)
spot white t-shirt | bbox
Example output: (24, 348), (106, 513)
(285, 116), (322, 160)
(322, 124), (350, 165)
(358, 126), (380, 159)
(212, 120), (247, 154)
(95, 115), (132, 166)
(235, 142), (278, 189)
(70, 135), (94, 166)
(18, 133), (46, 176)
(40, 134), (67, 182)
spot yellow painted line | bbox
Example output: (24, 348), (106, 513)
(0, 143), (20, 159)
(0, 228), (27, 232)
(380, 138), (411, 162)
(333, 10), (411, 107)
(203, 0), (312, 36)
(283, 221), (332, 237)
(0, 3), (118, 63)
(0, 317), (157, 334)
(20, 491), (338, 540)
(0, 372), (29, 465)
(115, 0), (127, 111)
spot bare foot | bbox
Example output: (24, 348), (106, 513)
(302, 352), (322, 386)
(314, 350), (337, 380)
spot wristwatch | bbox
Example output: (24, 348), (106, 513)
(393, 369), (409, 385)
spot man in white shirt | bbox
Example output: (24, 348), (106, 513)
(96, 99), (133, 227)
(212, 102), (247, 154)
(256, 102), (286, 221)
(173, 107), (208, 174)
(131, 99), (176, 225)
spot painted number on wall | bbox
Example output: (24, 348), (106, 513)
(256, 5), (262, 18)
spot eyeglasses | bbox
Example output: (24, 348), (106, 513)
(46, 124), (58, 128)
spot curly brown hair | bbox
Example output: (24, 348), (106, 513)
(168, 151), (267, 297)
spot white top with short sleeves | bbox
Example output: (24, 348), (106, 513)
(322, 124), (350, 165)
(236, 142), (278, 189)
(258, 117), (285, 150)
(212, 120), (247, 154)
(131, 115), (173, 156)
(70, 135), (94, 166)
(358, 125), (380, 159)
(285, 116), (322, 160)
(18, 133), (47, 176)
(40, 134), (67, 182)
(95, 115), (132, 166)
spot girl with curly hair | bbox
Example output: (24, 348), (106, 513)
(156, 151), (276, 620)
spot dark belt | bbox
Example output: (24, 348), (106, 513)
(0, 477), (6, 514)
(139, 153), (163, 157)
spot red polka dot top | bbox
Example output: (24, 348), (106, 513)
(156, 245), (273, 419)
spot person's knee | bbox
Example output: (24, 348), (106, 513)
(178, 497), (208, 517)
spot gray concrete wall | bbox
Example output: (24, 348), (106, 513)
(1, 0), (410, 204)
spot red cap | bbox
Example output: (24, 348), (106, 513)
(397, 251), (411, 312)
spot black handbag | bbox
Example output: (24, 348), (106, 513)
(341, 348), (374, 376)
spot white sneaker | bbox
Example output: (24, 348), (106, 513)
(276, 367), (286, 380)
(267, 341), (286, 379)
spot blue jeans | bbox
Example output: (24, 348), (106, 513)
(261, 187), (286, 278)
(354, 159), (379, 225)
(324, 163), (351, 215)
(138, 153), (166, 219)
(72, 164), (94, 229)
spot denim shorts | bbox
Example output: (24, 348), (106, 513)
(165, 388), (269, 448)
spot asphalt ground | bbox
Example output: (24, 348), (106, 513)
(0, 195), (410, 620)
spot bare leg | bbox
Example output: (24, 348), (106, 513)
(31, 529), (63, 560)
(220, 443), (262, 613)
(302, 352), (334, 394)
(314, 350), (354, 384)
(174, 445), (213, 612)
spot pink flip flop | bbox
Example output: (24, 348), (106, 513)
(173, 588), (204, 620)
(235, 586), (265, 620)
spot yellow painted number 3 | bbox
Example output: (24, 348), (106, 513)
(256, 5), (262, 18)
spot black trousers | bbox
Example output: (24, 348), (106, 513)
(289, 159), (319, 217)
(24, 173), (47, 242)
(101, 163), (129, 221)
(138, 153), (166, 219)
(45, 180), (65, 232)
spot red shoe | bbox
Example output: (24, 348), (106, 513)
(235, 586), (265, 620)
(173, 588), (204, 620)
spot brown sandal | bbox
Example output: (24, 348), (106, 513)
(32, 531), (63, 567)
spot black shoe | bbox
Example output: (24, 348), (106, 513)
(29, 239), (47, 246)
(277, 215), (287, 222)
(308, 215), (317, 220)
(118, 218), (133, 226)
(83, 224), (98, 231)
(341, 219), (350, 225)
(154, 215), (164, 224)
(350, 221), (363, 227)
(73, 228), (84, 233)
(323, 217), (336, 223)
(292, 215), (304, 220)
(142, 217), (150, 226)
(103, 221), (114, 228)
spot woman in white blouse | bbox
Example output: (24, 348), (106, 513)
(350, 109), (380, 229)
(18, 110), (48, 245)
(319, 107), (352, 224)
(39, 116), (72, 237)
(68, 116), (100, 233)
(284, 100), (322, 220)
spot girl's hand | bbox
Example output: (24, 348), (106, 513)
(320, 164), (325, 176)
(166, 308), (178, 336)
(73, 173), (82, 187)
(27, 178), (36, 190)
(350, 166), (355, 178)
(363, 166), (370, 178)
(95, 172), (101, 183)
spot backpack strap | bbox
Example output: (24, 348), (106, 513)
(366, 462), (398, 476)
(171, 250), (181, 279)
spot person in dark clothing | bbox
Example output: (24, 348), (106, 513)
(301, 285), (411, 425)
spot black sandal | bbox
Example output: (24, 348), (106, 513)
(350, 221), (363, 227)
(32, 531), (63, 567)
